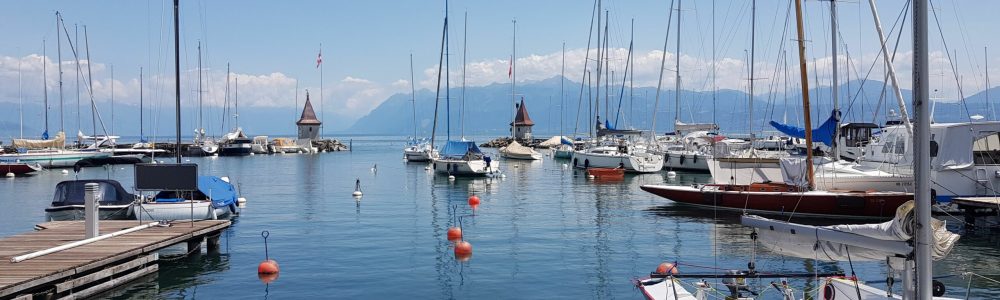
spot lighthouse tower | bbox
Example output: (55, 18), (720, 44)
(510, 98), (534, 141)
(296, 91), (322, 152)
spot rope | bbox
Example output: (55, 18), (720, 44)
(846, 246), (863, 300)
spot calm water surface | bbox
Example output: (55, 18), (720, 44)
(2, 135), (999, 299)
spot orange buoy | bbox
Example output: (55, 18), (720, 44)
(447, 227), (463, 241)
(259, 259), (280, 274)
(468, 195), (481, 206)
(258, 270), (279, 283)
(655, 262), (679, 275)
(454, 240), (473, 257)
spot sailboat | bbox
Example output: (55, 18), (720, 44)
(572, 3), (664, 173)
(657, 1), (717, 172)
(1, 17), (109, 169)
(637, 1), (962, 299)
(499, 21), (542, 161)
(430, 1), (500, 177)
(403, 54), (438, 162)
(552, 44), (576, 160)
(219, 72), (252, 156)
(193, 41), (219, 156)
(133, 0), (242, 221)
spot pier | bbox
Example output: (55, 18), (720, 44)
(0, 220), (230, 299)
(952, 197), (1000, 229)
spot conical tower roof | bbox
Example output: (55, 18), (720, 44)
(511, 98), (534, 126)
(297, 92), (322, 126)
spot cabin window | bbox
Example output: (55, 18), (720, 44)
(893, 136), (906, 154)
(930, 141), (938, 158)
(973, 132), (1000, 164)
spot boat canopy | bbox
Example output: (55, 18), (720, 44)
(12, 131), (65, 150)
(155, 176), (238, 208)
(51, 179), (134, 206)
(768, 110), (839, 146)
(439, 141), (483, 159)
(537, 136), (572, 148)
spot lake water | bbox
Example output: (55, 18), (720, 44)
(2, 135), (999, 299)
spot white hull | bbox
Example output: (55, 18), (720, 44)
(571, 148), (663, 173)
(1, 150), (110, 168)
(499, 151), (542, 160)
(133, 201), (232, 221)
(662, 151), (710, 172)
(636, 277), (707, 300)
(433, 159), (500, 176)
(404, 149), (438, 162)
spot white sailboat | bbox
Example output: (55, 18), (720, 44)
(499, 21), (542, 161)
(403, 54), (438, 162)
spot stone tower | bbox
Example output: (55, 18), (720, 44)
(510, 98), (534, 141)
(296, 91), (322, 143)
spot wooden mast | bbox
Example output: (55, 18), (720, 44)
(793, 0), (814, 189)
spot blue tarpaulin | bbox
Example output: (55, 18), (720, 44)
(768, 110), (840, 145)
(155, 176), (238, 208)
(561, 137), (574, 145)
(439, 141), (483, 159)
(604, 120), (617, 131)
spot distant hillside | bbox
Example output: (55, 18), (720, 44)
(347, 75), (996, 136)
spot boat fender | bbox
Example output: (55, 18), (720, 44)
(679, 155), (685, 165)
(693, 155), (698, 163)
(932, 280), (945, 297)
(584, 159), (590, 168)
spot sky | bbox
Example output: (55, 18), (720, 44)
(1, 0), (997, 132)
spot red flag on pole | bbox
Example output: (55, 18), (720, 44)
(316, 50), (323, 68)
(508, 56), (512, 78)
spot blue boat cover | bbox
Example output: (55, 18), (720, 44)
(439, 141), (483, 159)
(768, 110), (840, 146)
(561, 137), (574, 145)
(604, 120), (617, 131)
(155, 176), (238, 208)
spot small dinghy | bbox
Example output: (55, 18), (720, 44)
(45, 179), (137, 221)
(587, 167), (624, 179)
(134, 176), (241, 221)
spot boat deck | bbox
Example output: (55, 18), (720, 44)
(0, 220), (230, 299)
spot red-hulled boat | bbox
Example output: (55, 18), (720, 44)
(1, 161), (42, 176)
(587, 167), (624, 179)
(640, 182), (912, 219)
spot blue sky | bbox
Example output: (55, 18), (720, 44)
(1, 0), (997, 130)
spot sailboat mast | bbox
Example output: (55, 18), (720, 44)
(866, 0), (913, 134)
(75, 24), (80, 139)
(235, 77), (239, 129)
(18, 58), (23, 138)
(561, 42), (565, 138)
(913, 0), (933, 297)
(445, 0), (451, 141)
(461, 11), (467, 140)
(110, 65), (114, 137)
(595, 0), (602, 128)
(43, 40), (49, 136)
(651, 0), (676, 140)
(410, 54), (418, 139)
(830, 0), (840, 161)
(84, 26), (95, 140)
(793, 0), (814, 190)
(429, 4), (448, 150)
(749, 0), (756, 143)
(140, 67), (143, 141)
(198, 41), (203, 141)
(674, 0), (681, 128)
(511, 19), (516, 140)
(988, 47), (994, 120)
(574, 0), (598, 140)
(57, 12), (64, 133)
(173, 0), (181, 163)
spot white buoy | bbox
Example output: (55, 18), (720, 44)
(61, 170), (69, 175)
(371, 164), (377, 173)
(667, 171), (677, 178)
(514, 165), (519, 168)
(250, 152), (255, 156)
(424, 165), (431, 171)
(587, 174), (595, 179)
(5, 172), (14, 178)
(448, 175), (456, 181)
(237, 197), (247, 207)
(353, 178), (364, 197)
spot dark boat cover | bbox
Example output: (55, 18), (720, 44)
(51, 180), (135, 206)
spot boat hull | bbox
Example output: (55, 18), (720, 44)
(45, 205), (134, 221)
(404, 148), (437, 162)
(219, 144), (252, 156)
(0, 162), (42, 175)
(133, 201), (233, 221)
(433, 159), (500, 176)
(663, 152), (710, 172)
(571, 151), (663, 173)
(553, 149), (573, 159)
(2, 150), (110, 168)
(499, 151), (542, 160)
(640, 184), (912, 219)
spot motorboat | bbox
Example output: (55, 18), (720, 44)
(45, 179), (138, 221)
(432, 141), (500, 177)
(0, 158), (42, 176)
(133, 176), (241, 221)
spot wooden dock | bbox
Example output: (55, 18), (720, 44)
(952, 197), (1000, 228)
(0, 220), (230, 299)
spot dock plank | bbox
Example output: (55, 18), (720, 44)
(0, 220), (229, 298)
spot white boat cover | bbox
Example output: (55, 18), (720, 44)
(501, 141), (537, 156)
(12, 131), (65, 149)
(745, 201), (959, 266)
(674, 121), (718, 134)
(538, 136), (570, 147)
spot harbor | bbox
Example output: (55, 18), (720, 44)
(3, 0), (1000, 299)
